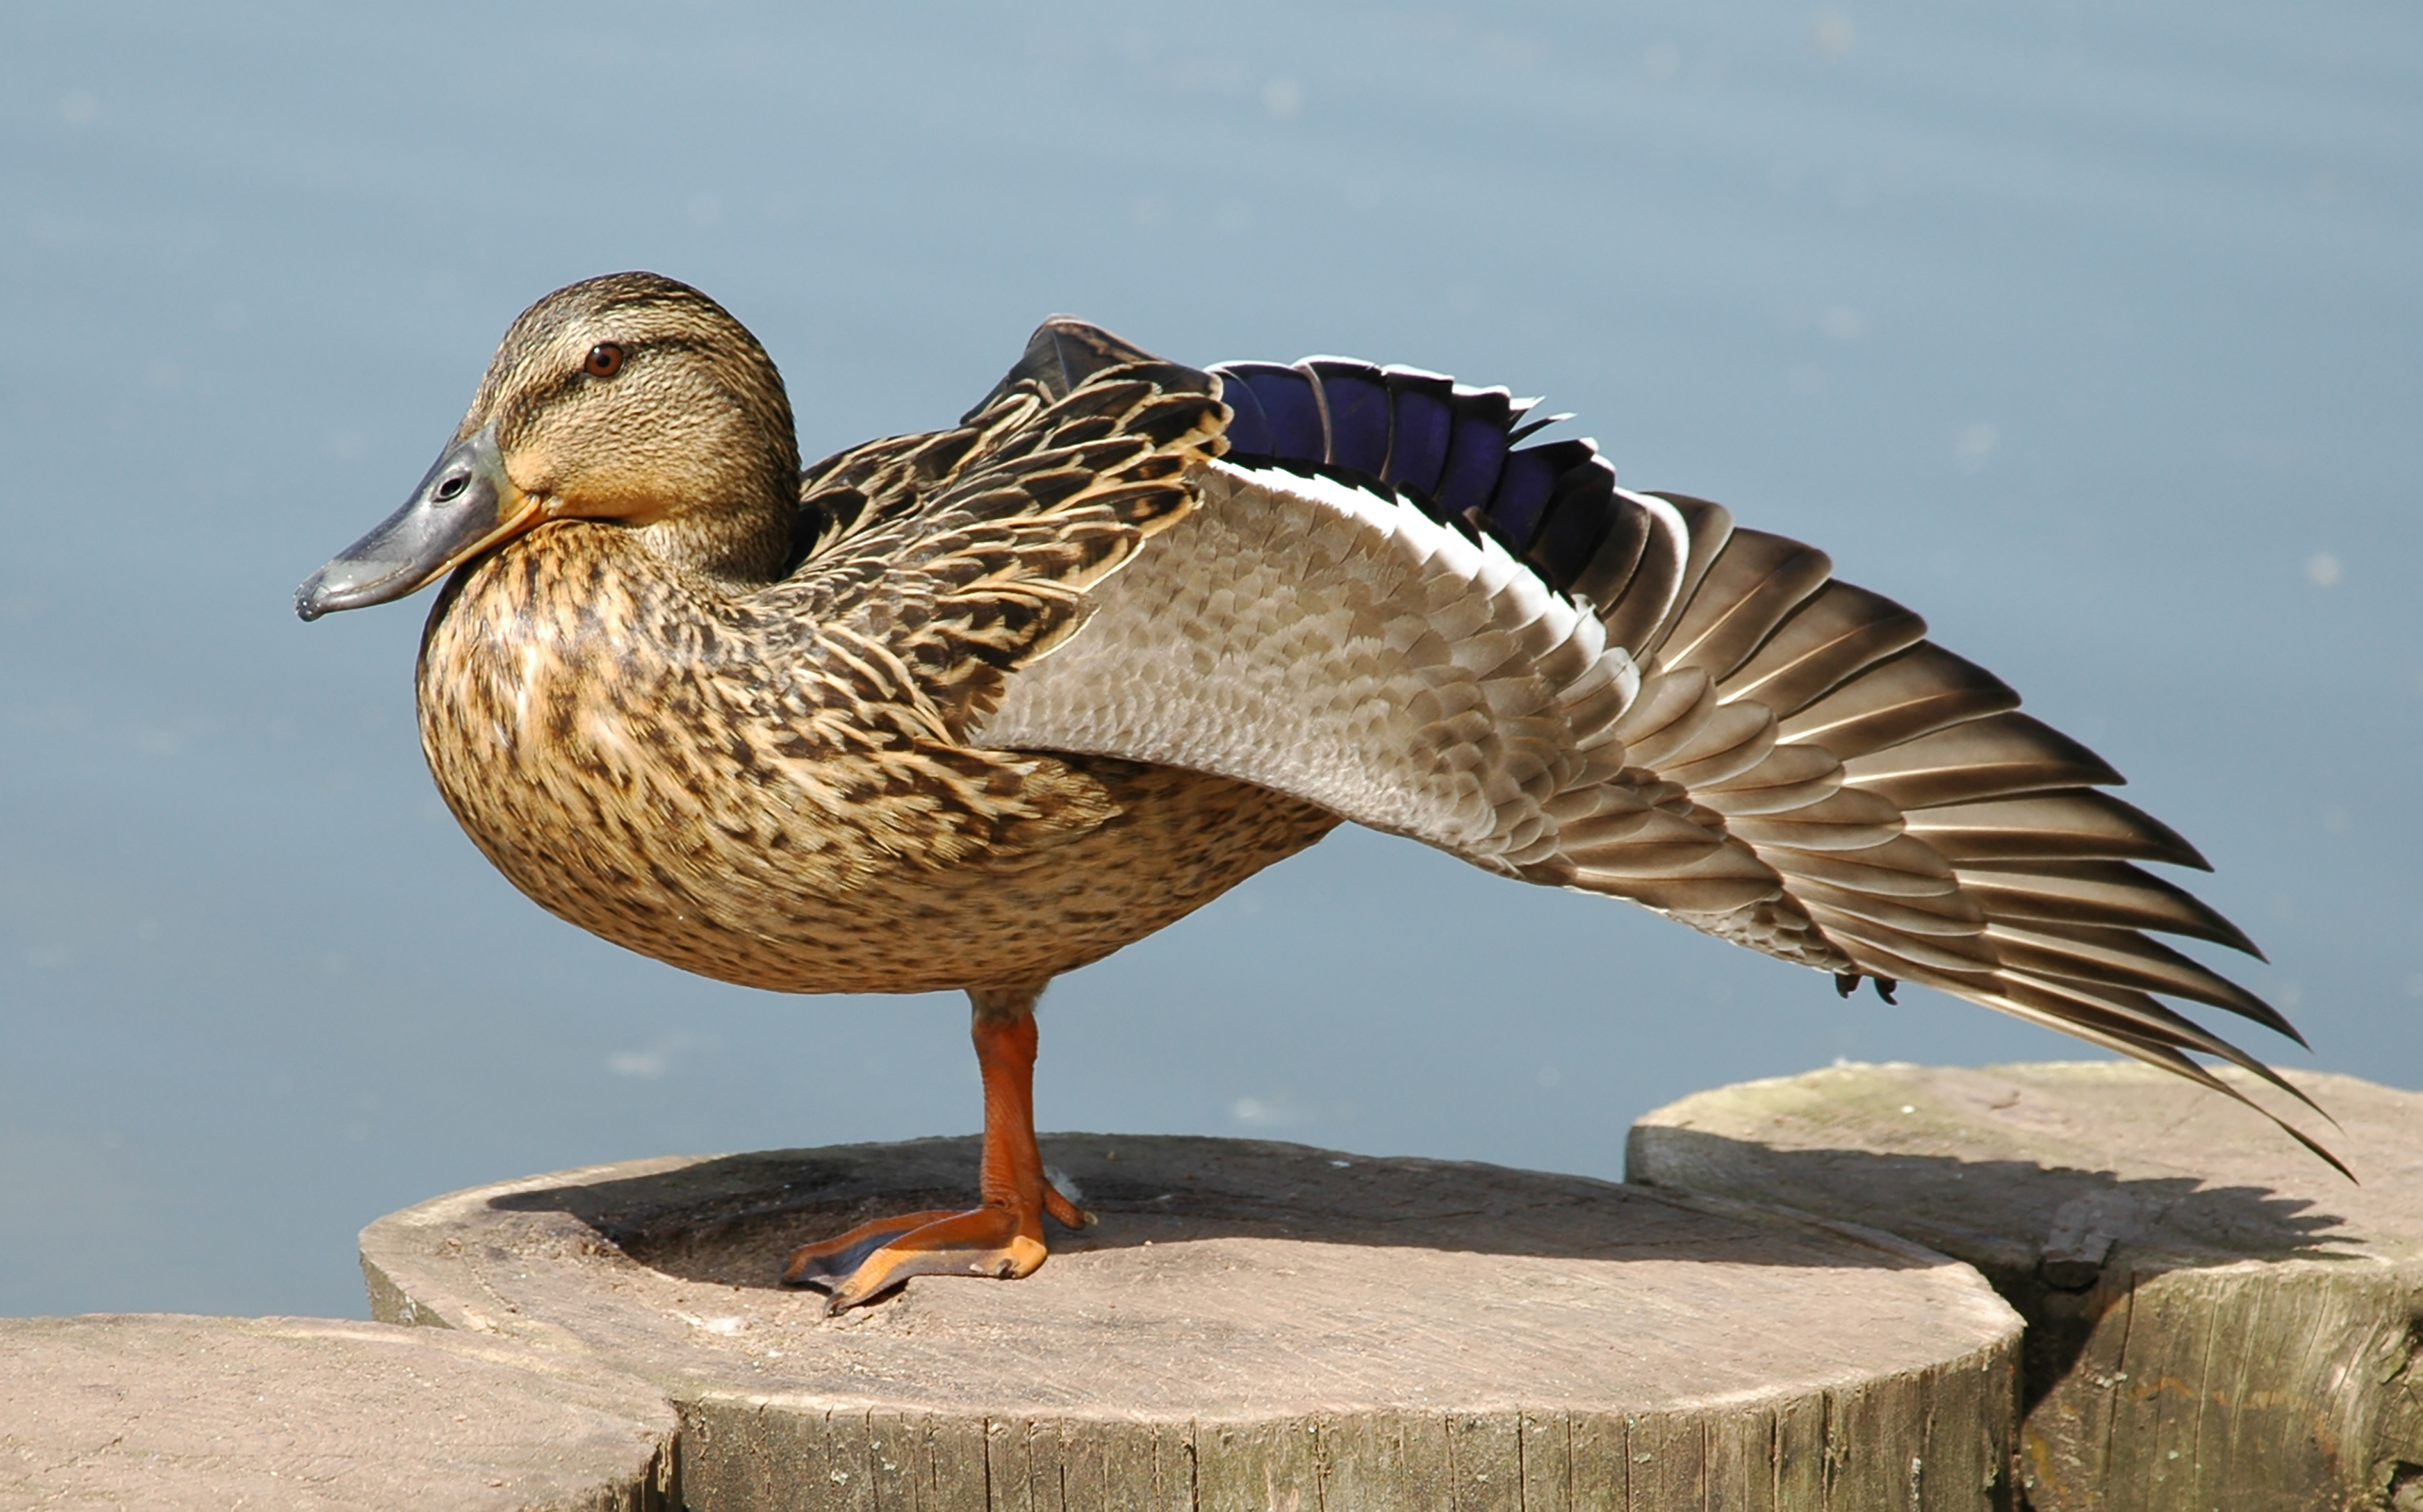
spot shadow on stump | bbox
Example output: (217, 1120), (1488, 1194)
(489, 1133), (1952, 1293)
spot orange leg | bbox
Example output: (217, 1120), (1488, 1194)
(782, 985), (1093, 1313)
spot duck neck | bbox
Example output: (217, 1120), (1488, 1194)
(634, 488), (796, 586)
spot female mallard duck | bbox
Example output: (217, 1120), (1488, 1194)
(299, 272), (2326, 1311)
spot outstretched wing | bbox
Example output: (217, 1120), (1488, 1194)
(968, 324), (2332, 1168)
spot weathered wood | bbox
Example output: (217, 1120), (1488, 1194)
(0, 1313), (677, 1511)
(362, 1134), (2026, 1511)
(1627, 1062), (2423, 1512)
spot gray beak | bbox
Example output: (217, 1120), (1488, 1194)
(295, 423), (529, 621)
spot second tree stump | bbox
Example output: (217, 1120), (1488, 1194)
(1628, 1061), (2423, 1512)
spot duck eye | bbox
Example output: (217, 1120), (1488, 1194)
(584, 343), (626, 378)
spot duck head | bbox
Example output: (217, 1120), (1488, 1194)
(296, 272), (800, 621)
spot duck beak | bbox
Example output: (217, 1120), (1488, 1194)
(295, 423), (540, 621)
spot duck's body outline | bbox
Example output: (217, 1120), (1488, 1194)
(301, 272), (2327, 1311)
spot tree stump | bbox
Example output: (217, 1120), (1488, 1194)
(361, 1134), (2022, 1511)
(0, 1313), (678, 1510)
(1626, 1062), (2423, 1512)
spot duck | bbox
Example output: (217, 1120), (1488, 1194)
(298, 271), (2327, 1313)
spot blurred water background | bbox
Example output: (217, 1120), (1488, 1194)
(1, 3), (2417, 1318)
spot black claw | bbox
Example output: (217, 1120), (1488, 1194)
(1873, 976), (1899, 1005)
(1834, 971), (1859, 999)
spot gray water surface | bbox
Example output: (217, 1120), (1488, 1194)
(2, 3), (2417, 1317)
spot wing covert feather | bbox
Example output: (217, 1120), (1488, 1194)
(976, 460), (1645, 866)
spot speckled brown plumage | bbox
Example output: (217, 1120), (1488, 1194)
(419, 538), (1336, 992)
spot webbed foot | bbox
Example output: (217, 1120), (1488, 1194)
(777, 987), (1094, 1314)
(785, 1204), (1056, 1313)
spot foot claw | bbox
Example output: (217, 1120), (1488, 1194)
(1042, 1181), (1095, 1231)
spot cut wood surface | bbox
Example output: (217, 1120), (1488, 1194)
(0, 1313), (677, 1511)
(1627, 1061), (2423, 1512)
(362, 1134), (2023, 1511)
